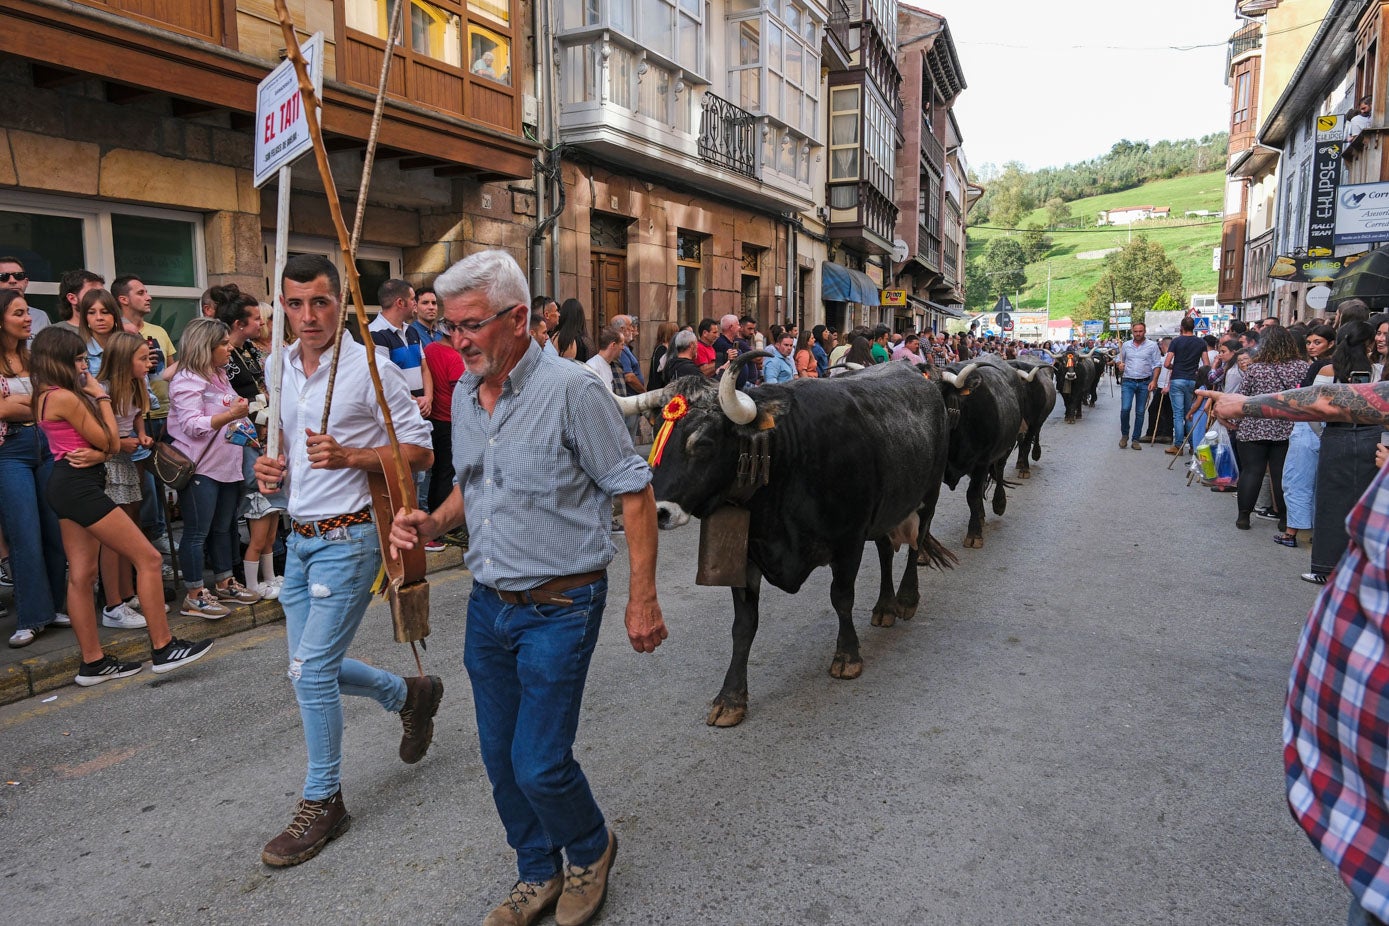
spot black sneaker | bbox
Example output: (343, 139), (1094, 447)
(0, 556), (12, 587)
(75, 655), (143, 687)
(1254, 507), (1279, 521)
(151, 637), (213, 674)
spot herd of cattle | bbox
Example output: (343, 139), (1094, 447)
(612, 345), (1113, 727)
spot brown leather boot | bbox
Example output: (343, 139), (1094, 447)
(482, 877), (562, 926)
(399, 674), (443, 764)
(556, 829), (618, 926)
(261, 790), (350, 867)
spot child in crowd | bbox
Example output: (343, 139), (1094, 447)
(30, 326), (210, 685)
(94, 331), (154, 629)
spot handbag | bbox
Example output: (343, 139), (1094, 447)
(151, 436), (213, 491)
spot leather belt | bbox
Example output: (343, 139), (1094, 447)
(292, 506), (372, 538)
(492, 570), (607, 607)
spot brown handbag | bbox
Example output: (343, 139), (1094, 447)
(151, 438), (212, 491)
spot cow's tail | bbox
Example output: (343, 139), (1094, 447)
(917, 532), (960, 571)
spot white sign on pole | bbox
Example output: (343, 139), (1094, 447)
(253, 32), (324, 189)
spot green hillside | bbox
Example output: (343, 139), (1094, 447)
(966, 171), (1224, 317)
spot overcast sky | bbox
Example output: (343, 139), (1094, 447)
(913, 0), (1245, 172)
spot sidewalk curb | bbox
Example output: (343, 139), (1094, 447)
(1, 545), (468, 707)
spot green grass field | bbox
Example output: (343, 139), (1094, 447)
(966, 171), (1225, 318)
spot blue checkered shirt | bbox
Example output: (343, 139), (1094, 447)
(451, 340), (652, 591)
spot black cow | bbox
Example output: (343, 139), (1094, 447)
(615, 357), (954, 727)
(1008, 359), (1056, 479)
(1053, 348), (1095, 423)
(932, 353), (1025, 548)
(1085, 348), (1111, 406)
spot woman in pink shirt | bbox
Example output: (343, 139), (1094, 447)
(168, 318), (255, 618)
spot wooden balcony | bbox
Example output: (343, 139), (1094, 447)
(827, 179), (897, 254)
(69, 0), (233, 46)
(921, 116), (944, 174)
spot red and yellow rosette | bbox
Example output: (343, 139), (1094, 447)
(648, 394), (689, 467)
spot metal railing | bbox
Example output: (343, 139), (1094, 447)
(698, 92), (757, 179)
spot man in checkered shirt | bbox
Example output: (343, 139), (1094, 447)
(1203, 380), (1389, 926)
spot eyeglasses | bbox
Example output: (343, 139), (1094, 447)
(73, 354), (89, 364)
(439, 304), (517, 336)
(0, 272), (28, 283)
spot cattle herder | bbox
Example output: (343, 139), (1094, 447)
(390, 249), (667, 926)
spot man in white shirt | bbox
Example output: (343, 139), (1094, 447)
(585, 326), (623, 392)
(253, 254), (438, 869)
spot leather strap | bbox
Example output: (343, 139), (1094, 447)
(367, 448), (426, 588)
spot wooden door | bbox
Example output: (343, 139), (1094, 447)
(590, 253), (625, 335)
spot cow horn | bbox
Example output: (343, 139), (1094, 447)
(845, 362), (865, 371)
(718, 359), (759, 425)
(612, 388), (670, 418)
(1016, 367), (1036, 383)
(941, 362), (978, 389)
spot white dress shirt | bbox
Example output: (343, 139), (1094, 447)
(275, 337), (432, 521)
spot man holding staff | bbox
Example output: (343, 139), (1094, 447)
(390, 250), (666, 926)
(254, 254), (441, 867)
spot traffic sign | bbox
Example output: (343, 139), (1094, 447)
(253, 32), (324, 188)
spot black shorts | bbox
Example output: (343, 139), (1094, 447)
(47, 459), (117, 527)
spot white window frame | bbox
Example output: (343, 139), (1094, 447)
(0, 189), (207, 307)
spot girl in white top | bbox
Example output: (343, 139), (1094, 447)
(94, 331), (154, 627)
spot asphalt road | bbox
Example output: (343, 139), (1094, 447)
(0, 389), (1351, 925)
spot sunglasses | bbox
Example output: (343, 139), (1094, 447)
(0, 271), (28, 283)
(438, 304), (517, 336)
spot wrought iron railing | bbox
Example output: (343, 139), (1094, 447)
(698, 92), (757, 179)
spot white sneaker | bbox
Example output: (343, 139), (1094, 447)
(50, 612), (72, 628)
(101, 603), (148, 629)
(161, 562), (175, 581)
(150, 535), (172, 554)
(259, 580), (282, 600)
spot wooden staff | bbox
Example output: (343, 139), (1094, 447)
(273, 0), (430, 651)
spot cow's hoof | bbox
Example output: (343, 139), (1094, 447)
(829, 653), (863, 679)
(963, 534), (984, 549)
(706, 698), (747, 727)
(1017, 469), (1031, 479)
(871, 607), (897, 628)
(894, 596), (920, 620)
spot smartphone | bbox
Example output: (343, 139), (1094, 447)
(1350, 371), (1372, 384)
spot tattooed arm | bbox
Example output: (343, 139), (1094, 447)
(1196, 382), (1389, 427)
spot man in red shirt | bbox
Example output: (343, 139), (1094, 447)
(422, 319), (465, 550)
(695, 317), (719, 376)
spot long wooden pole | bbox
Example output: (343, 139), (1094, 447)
(272, 0), (415, 512)
(320, 0), (405, 433)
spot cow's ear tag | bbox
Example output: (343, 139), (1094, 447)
(755, 412), (776, 431)
(958, 388), (972, 397)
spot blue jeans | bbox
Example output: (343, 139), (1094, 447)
(140, 418), (167, 538)
(1283, 422), (1321, 531)
(281, 520), (405, 800)
(1119, 379), (1149, 440)
(0, 426), (67, 629)
(1169, 379), (1196, 448)
(465, 578), (609, 882)
(178, 474), (240, 590)
(1349, 897), (1388, 926)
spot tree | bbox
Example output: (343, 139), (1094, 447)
(1045, 197), (1073, 229)
(986, 161), (1035, 228)
(964, 258), (990, 311)
(981, 236), (1027, 300)
(1076, 235), (1185, 324)
(1020, 223), (1053, 263)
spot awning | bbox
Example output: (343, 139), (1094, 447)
(908, 295), (964, 318)
(822, 262), (881, 305)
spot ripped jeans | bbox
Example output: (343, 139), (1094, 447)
(280, 519), (406, 800)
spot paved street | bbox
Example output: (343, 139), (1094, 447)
(0, 389), (1350, 925)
